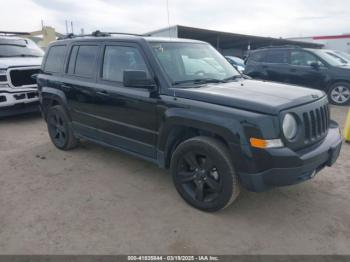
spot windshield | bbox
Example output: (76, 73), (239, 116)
(311, 49), (348, 66)
(335, 51), (350, 62)
(0, 38), (44, 57)
(150, 42), (240, 85)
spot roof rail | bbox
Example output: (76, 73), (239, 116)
(257, 45), (303, 50)
(57, 30), (146, 40)
(0, 31), (30, 36)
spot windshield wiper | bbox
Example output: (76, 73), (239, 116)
(223, 75), (243, 82)
(173, 78), (227, 86)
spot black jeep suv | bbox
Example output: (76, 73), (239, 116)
(37, 34), (342, 212)
(244, 46), (350, 105)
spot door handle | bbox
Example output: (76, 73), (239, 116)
(97, 90), (109, 96)
(290, 68), (297, 72)
(61, 84), (72, 90)
(262, 65), (268, 69)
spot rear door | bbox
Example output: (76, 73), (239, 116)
(62, 42), (102, 137)
(262, 49), (291, 83)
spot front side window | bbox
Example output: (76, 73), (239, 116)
(150, 42), (239, 84)
(290, 51), (321, 66)
(45, 45), (66, 73)
(74, 45), (99, 77)
(265, 50), (289, 64)
(102, 45), (149, 82)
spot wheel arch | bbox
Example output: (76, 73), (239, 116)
(41, 87), (69, 120)
(157, 109), (243, 168)
(326, 79), (350, 91)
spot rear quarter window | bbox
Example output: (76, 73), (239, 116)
(246, 51), (266, 64)
(44, 45), (66, 73)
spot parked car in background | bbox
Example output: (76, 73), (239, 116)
(324, 49), (350, 64)
(37, 34), (342, 212)
(225, 56), (245, 73)
(244, 46), (350, 105)
(333, 50), (350, 62)
(0, 36), (43, 117)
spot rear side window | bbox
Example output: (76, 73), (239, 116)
(102, 45), (149, 83)
(265, 50), (289, 64)
(45, 45), (66, 73)
(74, 45), (99, 78)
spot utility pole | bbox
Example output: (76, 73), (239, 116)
(71, 21), (74, 34)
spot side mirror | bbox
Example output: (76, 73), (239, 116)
(123, 70), (156, 89)
(310, 62), (320, 70)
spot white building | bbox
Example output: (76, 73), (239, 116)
(288, 34), (350, 53)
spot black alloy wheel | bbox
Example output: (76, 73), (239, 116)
(171, 136), (240, 212)
(176, 151), (222, 203)
(47, 105), (78, 150)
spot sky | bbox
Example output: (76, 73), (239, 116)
(0, 0), (349, 38)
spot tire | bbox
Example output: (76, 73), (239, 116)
(46, 105), (78, 150)
(170, 136), (240, 212)
(328, 82), (350, 105)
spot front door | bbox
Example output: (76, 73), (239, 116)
(87, 43), (158, 159)
(288, 50), (327, 89)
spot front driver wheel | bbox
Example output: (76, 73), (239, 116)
(328, 83), (350, 105)
(170, 136), (240, 212)
(47, 105), (78, 150)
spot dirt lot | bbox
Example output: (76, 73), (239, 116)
(0, 106), (349, 255)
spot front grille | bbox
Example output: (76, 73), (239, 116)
(302, 104), (329, 144)
(8, 67), (39, 88)
(281, 97), (330, 150)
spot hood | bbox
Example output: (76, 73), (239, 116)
(0, 57), (42, 69)
(334, 64), (350, 70)
(173, 79), (325, 115)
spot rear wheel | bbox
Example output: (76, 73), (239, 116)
(328, 82), (350, 105)
(47, 105), (78, 150)
(170, 136), (240, 212)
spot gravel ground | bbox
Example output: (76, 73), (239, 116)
(0, 106), (349, 255)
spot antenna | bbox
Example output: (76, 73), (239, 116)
(65, 20), (69, 34)
(166, 0), (171, 38)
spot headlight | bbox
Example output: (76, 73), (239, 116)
(282, 113), (298, 140)
(0, 69), (6, 74)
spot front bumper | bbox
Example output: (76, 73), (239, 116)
(0, 101), (40, 117)
(0, 88), (40, 117)
(0, 89), (39, 107)
(239, 122), (343, 192)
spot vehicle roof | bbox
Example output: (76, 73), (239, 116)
(53, 35), (206, 45)
(252, 46), (326, 52)
(0, 36), (30, 41)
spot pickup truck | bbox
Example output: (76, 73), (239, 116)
(0, 36), (43, 117)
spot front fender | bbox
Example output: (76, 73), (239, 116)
(157, 107), (244, 152)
